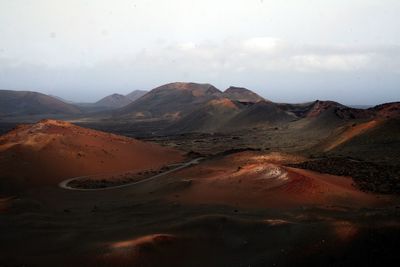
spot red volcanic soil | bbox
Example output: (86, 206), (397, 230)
(207, 98), (238, 109)
(93, 234), (180, 266)
(373, 102), (400, 118)
(172, 152), (387, 209)
(0, 119), (184, 188)
(306, 100), (345, 118)
(0, 197), (12, 213)
(323, 119), (381, 151)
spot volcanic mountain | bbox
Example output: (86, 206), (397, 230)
(286, 100), (375, 135)
(73, 91), (148, 113)
(304, 100), (345, 118)
(0, 119), (184, 191)
(115, 82), (222, 120)
(95, 93), (133, 109)
(222, 86), (265, 103)
(303, 100), (379, 121)
(314, 110), (400, 163)
(300, 101), (400, 163)
(109, 82), (297, 134)
(125, 90), (148, 102)
(371, 102), (400, 118)
(0, 90), (81, 117)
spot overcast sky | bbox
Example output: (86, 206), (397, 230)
(0, 0), (399, 104)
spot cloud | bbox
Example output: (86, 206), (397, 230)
(0, 37), (399, 103)
(290, 54), (372, 72)
(1, 37), (399, 75)
(178, 42), (196, 50)
(242, 37), (284, 54)
(125, 37), (399, 74)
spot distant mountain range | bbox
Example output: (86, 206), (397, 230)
(76, 90), (148, 111)
(0, 90), (81, 116)
(100, 82), (397, 134)
(1, 82), (399, 169)
(0, 89), (149, 117)
(126, 90), (148, 101)
(93, 90), (148, 109)
(1, 83), (399, 136)
(95, 93), (133, 109)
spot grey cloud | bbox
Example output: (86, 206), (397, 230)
(0, 38), (399, 104)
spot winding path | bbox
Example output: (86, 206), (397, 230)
(58, 157), (204, 191)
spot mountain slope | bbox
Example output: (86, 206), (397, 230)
(292, 100), (375, 135)
(321, 118), (400, 163)
(166, 98), (242, 133)
(224, 101), (296, 129)
(305, 102), (400, 163)
(115, 82), (222, 120)
(370, 102), (400, 118)
(222, 86), (266, 103)
(95, 93), (133, 109)
(305, 100), (346, 118)
(0, 90), (81, 116)
(167, 99), (296, 134)
(126, 90), (148, 102)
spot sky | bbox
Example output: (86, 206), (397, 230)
(0, 0), (399, 104)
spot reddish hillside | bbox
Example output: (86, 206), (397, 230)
(0, 120), (184, 189)
(371, 102), (400, 118)
(174, 152), (385, 209)
(305, 100), (398, 121)
(308, 102), (400, 161)
(322, 120), (382, 152)
(322, 118), (400, 163)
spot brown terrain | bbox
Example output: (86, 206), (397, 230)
(0, 83), (400, 267)
(173, 151), (390, 209)
(0, 119), (184, 192)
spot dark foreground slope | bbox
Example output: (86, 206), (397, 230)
(0, 150), (399, 267)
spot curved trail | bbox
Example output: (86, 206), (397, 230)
(59, 157), (204, 191)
